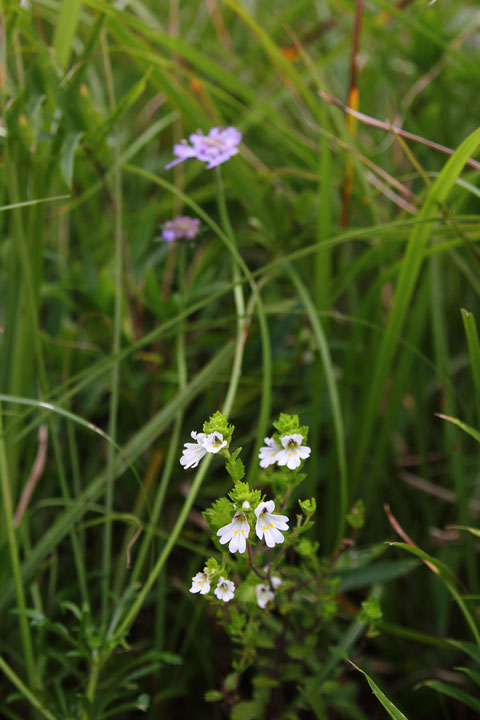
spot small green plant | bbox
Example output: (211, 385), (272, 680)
(182, 411), (376, 717)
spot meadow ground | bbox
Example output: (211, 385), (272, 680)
(1, 1), (480, 718)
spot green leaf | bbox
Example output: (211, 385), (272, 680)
(456, 666), (480, 687)
(228, 481), (261, 509)
(361, 596), (383, 622)
(60, 131), (83, 188)
(231, 701), (262, 720)
(417, 679), (480, 712)
(461, 309), (480, 422)
(204, 690), (223, 702)
(346, 499), (365, 530)
(299, 497), (316, 516)
(203, 497), (234, 530)
(349, 661), (409, 719)
(435, 413), (480, 444)
(226, 447), (245, 482)
(203, 410), (234, 445)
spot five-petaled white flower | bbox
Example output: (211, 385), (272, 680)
(258, 437), (282, 468)
(180, 431), (208, 469)
(255, 500), (289, 548)
(217, 511), (250, 554)
(202, 432), (227, 454)
(276, 434), (311, 470)
(189, 570), (211, 595)
(214, 576), (235, 602)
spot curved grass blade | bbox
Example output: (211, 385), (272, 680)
(353, 126), (480, 491)
(349, 661), (408, 720)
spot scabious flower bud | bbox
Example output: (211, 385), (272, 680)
(161, 216), (200, 242)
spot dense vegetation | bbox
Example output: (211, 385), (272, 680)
(1, 0), (480, 717)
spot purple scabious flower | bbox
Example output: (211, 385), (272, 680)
(164, 126), (242, 170)
(161, 216), (201, 242)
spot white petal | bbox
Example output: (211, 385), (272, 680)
(270, 527), (285, 544)
(275, 449), (290, 467)
(217, 522), (234, 537)
(229, 532), (240, 553)
(255, 520), (264, 540)
(271, 518), (289, 531)
(219, 531), (232, 545)
(237, 532), (246, 554)
(263, 528), (276, 548)
(265, 500), (275, 514)
(255, 502), (267, 518)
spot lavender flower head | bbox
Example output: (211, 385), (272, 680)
(165, 126), (242, 171)
(161, 216), (201, 243)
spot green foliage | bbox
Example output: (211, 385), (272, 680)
(273, 412), (309, 442)
(226, 447), (246, 483)
(346, 500), (366, 530)
(299, 497), (316, 516)
(2, 0), (480, 718)
(203, 497), (234, 530)
(203, 410), (234, 445)
(228, 481), (261, 509)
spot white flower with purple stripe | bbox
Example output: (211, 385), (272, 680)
(255, 500), (289, 548)
(276, 434), (311, 470)
(162, 216), (200, 242)
(165, 127), (242, 170)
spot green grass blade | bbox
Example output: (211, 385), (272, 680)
(349, 661), (409, 720)
(353, 126), (480, 490)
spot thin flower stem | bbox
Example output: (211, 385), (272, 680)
(215, 167), (247, 413)
(0, 405), (37, 690)
(247, 542), (268, 580)
(101, 31), (124, 628)
(129, 243), (188, 585)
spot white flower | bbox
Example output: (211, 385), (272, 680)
(180, 431), (208, 469)
(255, 500), (289, 548)
(214, 576), (235, 602)
(217, 511), (250, 554)
(276, 434), (311, 470)
(271, 575), (282, 589)
(258, 437), (282, 468)
(189, 571), (211, 595)
(256, 583), (275, 609)
(242, 501), (250, 509)
(202, 431), (227, 454)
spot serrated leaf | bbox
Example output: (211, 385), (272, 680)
(203, 497), (234, 529)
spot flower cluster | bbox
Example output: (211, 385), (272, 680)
(161, 216), (200, 242)
(190, 567), (235, 603)
(184, 412), (315, 613)
(165, 126), (242, 171)
(216, 499), (289, 553)
(259, 433), (311, 470)
(180, 430), (227, 469)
